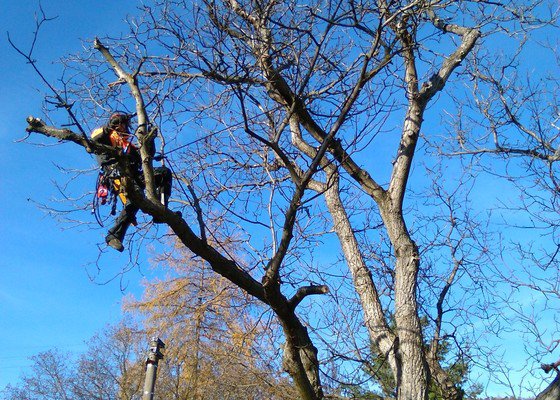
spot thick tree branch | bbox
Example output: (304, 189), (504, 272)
(542, 360), (560, 373)
(165, 210), (267, 303)
(288, 285), (329, 310)
(418, 22), (480, 103)
(26, 116), (268, 308)
(324, 171), (398, 375)
(93, 38), (158, 201)
(389, 16), (480, 206)
(27, 117), (106, 156)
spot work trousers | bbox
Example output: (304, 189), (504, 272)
(106, 166), (172, 243)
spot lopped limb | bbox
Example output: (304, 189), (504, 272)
(27, 117), (103, 156)
(288, 285), (329, 311)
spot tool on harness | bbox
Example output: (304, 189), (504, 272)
(92, 167), (130, 227)
(97, 181), (109, 205)
(91, 112), (171, 234)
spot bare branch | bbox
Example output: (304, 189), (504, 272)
(288, 285), (329, 310)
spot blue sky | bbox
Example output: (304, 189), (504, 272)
(0, 0), (148, 388)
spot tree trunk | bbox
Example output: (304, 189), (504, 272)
(279, 315), (323, 400)
(427, 355), (464, 400)
(323, 175), (398, 373)
(381, 206), (429, 400)
(537, 374), (560, 400)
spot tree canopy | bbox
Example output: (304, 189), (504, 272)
(17, 0), (560, 398)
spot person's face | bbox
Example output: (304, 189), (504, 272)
(116, 122), (128, 133)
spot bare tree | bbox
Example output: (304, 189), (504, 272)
(2, 350), (75, 400)
(126, 245), (298, 400)
(2, 315), (293, 400)
(1, 323), (143, 400)
(432, 6), (560, 396)
(18, 1), (555, 399)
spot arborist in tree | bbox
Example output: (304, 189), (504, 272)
(91, 112), (172, 252)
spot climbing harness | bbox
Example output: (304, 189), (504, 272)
(91, 111), (175, 229)
(92, 166), (129, 227)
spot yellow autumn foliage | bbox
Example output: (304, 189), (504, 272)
(125, 243), (298, 400)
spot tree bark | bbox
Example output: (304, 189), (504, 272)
(537, 373), (560, 400)
(280, 319), (323, 400)
(381, 206), (428, 400)
(323, 174), (398, 377)
(382, 100), (429, 399)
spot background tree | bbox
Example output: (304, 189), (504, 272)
(126, 243), (298, 399)
(19, 0), (556, 399)
(2, 350), (75, 400)
(2, 311), (295, 400)
(1, 322), (144, 400)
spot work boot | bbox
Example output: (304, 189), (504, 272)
(106, 235), (124, 252)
